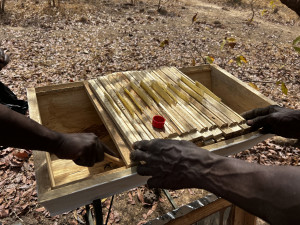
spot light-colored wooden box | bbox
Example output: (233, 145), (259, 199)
(27, 64), (275, 215)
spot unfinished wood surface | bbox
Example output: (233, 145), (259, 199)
(89, 80), (137, 156)
(210, 65), (276, 114)
(98, 76), (144, 141)
(232, 206), (257, 225)
(166, 198), (232, 225)
(108, 73), (154, 140)
(88, 66), (254, 149)
(117, 73), (168, 138)
(51, 157), (124, 187)
(131, 70), (192, 134)
(124, 71), (182, 136)
(29, 65), (276, 216)
(27, 88), (53, 193)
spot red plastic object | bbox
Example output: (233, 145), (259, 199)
(152, 115), (165, 129)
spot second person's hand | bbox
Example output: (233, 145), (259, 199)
(242, 105), (300, 139)
(131, 139), (220, 190)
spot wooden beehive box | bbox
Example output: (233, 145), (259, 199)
(27, 64), (275, 215)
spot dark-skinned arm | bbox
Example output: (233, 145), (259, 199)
(0, 103), (108, 167)
(131, 139), (300, 225)
(241, 105), (300, 140)
(1, 48), (110, 167)
(280, 0), (300, 16)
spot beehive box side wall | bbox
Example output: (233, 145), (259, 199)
(37, 84), (103, 133)
(27, 88), (53, 196)
(210, 64), (276, 114)
(180, 66), (212, 89)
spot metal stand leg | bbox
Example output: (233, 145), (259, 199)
(84, 196), (115, 225)
(162, 189), (178, 209)
(93, 199), (104, 225)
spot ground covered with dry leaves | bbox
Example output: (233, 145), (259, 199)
(0, 0), (299, 224)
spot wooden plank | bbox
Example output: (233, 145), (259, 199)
(166, 198), (232, 225)
(89, 79), (137, 158)
(84, 81), (133, 167)
(167, 67), (238, 126)
(210, 65), (276, 114)
(108, 73), (154, 140)
(153, 68), (229, 141)
(153, 69), (218, 130)
(117, 73), (168, 139)
(98, 76), (145, 142)
(165, 67), (248, 139)
(123, 71), (177, 136)
(125, 71), (183, 136)
(27, 88), (54, 193)
(138, 70), (196, 134)
(160, 67), (229, 128)
(232, 206), (257, 225)
(51, 158), (124, 187)
(149, 70), (209, 132)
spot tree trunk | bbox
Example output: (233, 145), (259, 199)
(280, 0), (300, 16)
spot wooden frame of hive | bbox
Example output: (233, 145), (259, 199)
(27, 64), (275, 215)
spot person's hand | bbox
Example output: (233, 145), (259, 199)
(53, 133), (109, 167)
(242, 105), (300, 139)
(0, 49), (10, 70)
(131, 139), (219, 190)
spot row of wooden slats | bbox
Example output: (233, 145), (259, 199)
(88, 67), (250, 149)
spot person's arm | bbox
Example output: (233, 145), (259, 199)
(131, 139), (300, 225)
(0, 103), (108, 167)
(0, 48), (9, 70)
(280, 0), (300, 16)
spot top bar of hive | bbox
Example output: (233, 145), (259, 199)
(88, 67), (250, 164)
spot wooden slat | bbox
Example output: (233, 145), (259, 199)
(165, 67), (237, 126)
(123, 72), (177, 137)
(154, 69), (218, 130)
(147, 70), (215, 141)
(166, 198), (232, 225)
(88, 79), (137, 153)
(108, 73), (154, 140)
(86, 81), (132, 166)
(98, 76), (144, 142)
(232, 206), (257, 225)
(159, 67), (229, 128)
(27, 88), (54, 191)
(124, 71), (182, 136)
(118, 73), (168, 139)
(148, 70), (209, 133)
(134, 70), (196, 134)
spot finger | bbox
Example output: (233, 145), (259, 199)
(95, 140), (105, 162)
(241, 105), (276, 120)
(130, 149), (151, 162)
(247, 115), (269, 130)
(133, 140), (150, 151)
(137, 165), (159, 176)
(147, 176), (164, 189)
(74, 157), (95, 167)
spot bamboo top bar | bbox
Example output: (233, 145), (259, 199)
(88, 67), (250, 167)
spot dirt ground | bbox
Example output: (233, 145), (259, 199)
(0, 0), (299, 224)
